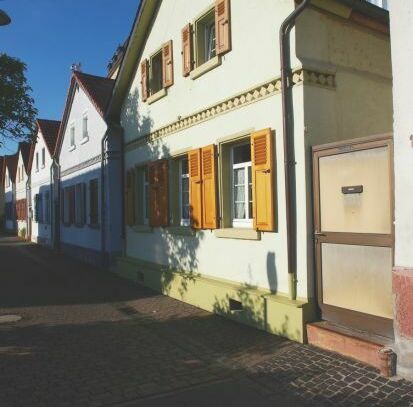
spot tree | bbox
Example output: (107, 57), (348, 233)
(0, 53), (37, 145)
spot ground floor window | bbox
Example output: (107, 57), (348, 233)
(75, 183), (86, 226)
(179, 157), (190, 226)
(89, 179), (99, 226)
(231, 142), (252, 228)
(34, 194), (43, 223)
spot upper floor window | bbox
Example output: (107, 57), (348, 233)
(82, 114), (89, 142)
(195, 9), (216, 67)
(41, 148), (45, 168)
(35, 152), (39, 172)
(69, 124), (75, 149)
(141, 41), (174, 103)
(182, 0), (231, 78)
(5, 174), (9, 188)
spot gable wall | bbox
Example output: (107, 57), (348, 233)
(59, 85), (107, 172)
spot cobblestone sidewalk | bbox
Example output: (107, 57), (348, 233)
(0, 237), (412, 407)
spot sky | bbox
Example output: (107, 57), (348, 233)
(0, 0), (139, 155)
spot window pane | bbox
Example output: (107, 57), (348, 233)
(181, 177), (190, 220)
(233, 167), (246, 219)
(233, 144), (251, 164)
(248, 166), (253, 219)
(205, 21), (216, 61)
(181, 158), (189, 175)
(151, 52), (163, 94)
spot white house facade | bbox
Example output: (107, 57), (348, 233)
(4, 153), (17, 233)
(15, 142), (34, 239)
(30, 119), (60, 246)
(55, 71), (119, 267)
(107, 0), (393, 348)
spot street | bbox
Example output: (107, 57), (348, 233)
(0, 236), (412, 407)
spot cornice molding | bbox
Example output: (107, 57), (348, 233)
(125, 67), (336, 152)
(60, 154), (102, 178)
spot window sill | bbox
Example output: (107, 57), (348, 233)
(147, 88), (167, 105)
(214, 228), (261, 241)
(69, 145), (76, 152)
(80, 136), (89, 145)
(166, 226), (195, 236)
(131, 224), (153, 233)
(190, 56), (221, 80)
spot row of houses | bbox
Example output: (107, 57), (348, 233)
(1, 0), (412, 379)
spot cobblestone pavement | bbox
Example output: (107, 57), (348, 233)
(0, 236), (413, 406)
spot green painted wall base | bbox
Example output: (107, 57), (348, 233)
(113, 256), (317, 343)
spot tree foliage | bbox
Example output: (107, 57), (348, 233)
(0, 53), (37, 145)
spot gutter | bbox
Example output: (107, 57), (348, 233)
(280, 0), (311, 301)
(100, 130), (109, 268)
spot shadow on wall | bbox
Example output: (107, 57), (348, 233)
(120, 88), (287, 333)
(122, 87), (205, 299)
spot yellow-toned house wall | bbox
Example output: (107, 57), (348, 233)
(294, 6), (393, 299)
(114, 1), (391, 343)
(115, 256), (314, 343)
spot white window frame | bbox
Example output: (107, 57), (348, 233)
(81, 112), (89, 144)
(179, 158), (190, 227)
(231, 142), (253, 229)
(194, 7), (217, 68)
(69, 123), (76, 150)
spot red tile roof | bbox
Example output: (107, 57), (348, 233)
(5, 152), (18, 182)
(37, 119), (61, 157)
(19, 141), (35, 174)
(74, 71), (115, 117)
(55, 71), (115, 157)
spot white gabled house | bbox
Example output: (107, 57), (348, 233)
(31, 119), (60, 246)
(4, 153), (18, 233)
(54, 70), (122, 267)
(106, 0), (394, 368)
(15, 142), (34, 240)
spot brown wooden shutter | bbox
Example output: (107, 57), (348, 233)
(215, 0), (231, 55)
(125, 170), (135, 226)
(162, 40), (174, 88)
(69, 187), (75, 225)
(181, 23), (193, 77)
(201, 145), (218, 229)
(251, 128), (275, 231)
(81, 183), (86, 225)
(188, 149), (203, 229)
(149, 161), (169, 227)
(140, 59), (149, 102)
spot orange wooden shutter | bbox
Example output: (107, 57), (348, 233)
(125, 170), (135, 226)
(188, 149), (203, 229)
(162, 40), (174, 88)
(181, 24), (193, 77)
(215, 0), (231, 55)
(140, 59), (149, 102)
(149, 161), (169, 227)
(201, 145), (218, 229)
(251, 128), (275, 231)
